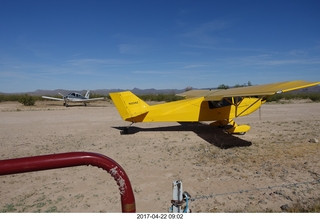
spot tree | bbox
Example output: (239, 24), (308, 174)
(217, 84), (229, 89)
(234, 81), (252, 88)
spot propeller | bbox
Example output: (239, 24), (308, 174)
(59, 93), (68, 101)
(59, 93), (68, 106)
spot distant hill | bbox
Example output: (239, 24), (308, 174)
(1, 85), (319, 96)
(0, 88), (186, 96)
(289, 85), (320, 93)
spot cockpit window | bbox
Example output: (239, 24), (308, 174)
(208, 97), (232, 109)
(234, 96), (243, 104)
(208, 97), (245, 109)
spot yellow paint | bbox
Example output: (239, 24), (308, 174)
(110, 80), (319, 134)
(110, 92), (262, 122)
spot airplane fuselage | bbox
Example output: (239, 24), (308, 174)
(122, 96), (263, 123)
(110, 80), (320, 134)
(42, 91), (104, 107)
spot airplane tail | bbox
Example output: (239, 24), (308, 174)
(109, 91), (149, 122)
(85, 91), (90, 99)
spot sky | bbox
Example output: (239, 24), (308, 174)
(1, 0), (320, 93)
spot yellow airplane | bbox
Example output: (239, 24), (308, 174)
(109, 80), (319, 135)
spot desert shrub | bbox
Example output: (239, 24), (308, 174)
(286, 198), (320, 212)
(89, 93), (106, 99)
(307, 93), (320, 102)
(266, 94), (282, 102)
(266, 93), (320, 102)
(18, 94), (35, 106)
(0, 94), (21, 102)
(138, 93), (184, 102)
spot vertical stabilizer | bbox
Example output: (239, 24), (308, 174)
(85, 91), (90, 99)
(109, 91), (149, 122)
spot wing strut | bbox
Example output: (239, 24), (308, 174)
(235, 97), (262, 117)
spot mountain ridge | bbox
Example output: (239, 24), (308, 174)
(1, 85), (319, 96)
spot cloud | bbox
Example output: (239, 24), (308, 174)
(217, 54), (320, 67)
(66, 58), (142, 67)
(180, 19), (231, 44)
(182, 64), (207, 69)
(119, 44), (143, 54)
(118, 43), (161, 55)
(133, 70), (175, 75)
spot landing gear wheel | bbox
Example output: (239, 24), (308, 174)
(237, 132), (246, 135)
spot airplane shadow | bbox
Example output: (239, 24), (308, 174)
(66, 104), (104, 107)
(113, 122), (252, 149)
(41, 103), (104, 107)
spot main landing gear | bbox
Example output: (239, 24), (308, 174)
(210, 119), (250, 135)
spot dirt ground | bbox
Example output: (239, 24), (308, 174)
(0, 99), (320, 213)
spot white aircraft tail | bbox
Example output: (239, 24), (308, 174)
(85, 91), (90, 99)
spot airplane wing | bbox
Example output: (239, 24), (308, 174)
(177, 80), (320, 101)
(41, 96), (64, 101)
(61, 97), (105, 102)
(83, 97), (105, 102)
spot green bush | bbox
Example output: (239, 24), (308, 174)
(0, 94), (22, 102)
(18, 94), (35, 106)
(138, 93), (184, 102)
(266, 93), (320, 102)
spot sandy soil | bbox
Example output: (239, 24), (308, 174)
(0, 99), (320, 213)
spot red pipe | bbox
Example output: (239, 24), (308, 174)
(0, 152), (135, 213)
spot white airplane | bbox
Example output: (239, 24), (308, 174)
(42, 90), (105, 107)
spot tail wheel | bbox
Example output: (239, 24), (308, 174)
(120, 128), (129, 135)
